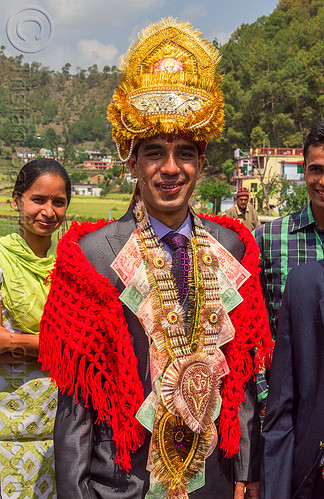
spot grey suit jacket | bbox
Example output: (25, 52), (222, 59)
(54, 209), (260, 498)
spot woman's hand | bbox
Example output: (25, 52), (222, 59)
(0, 325), (13, 354)
(0, 325), (39, 361)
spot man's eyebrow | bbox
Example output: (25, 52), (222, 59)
(142, 143), (164, 152)
(306, 163), (324, 168)
(175, 143), (198, 152)
(141, 143), (198, 153)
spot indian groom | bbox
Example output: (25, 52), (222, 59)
(40, 17), (272, 499)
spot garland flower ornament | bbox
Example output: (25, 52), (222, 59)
(133, 201), (233, 498)
(107, 17), (224, 163)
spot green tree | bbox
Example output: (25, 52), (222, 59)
(43, 99), (59, 124)
(278, 181), (308, 215)
(220, 159), (235, 182)
(255, 174), (282, 215)
(70, 171), (89, 183)
(61, 63), (71, 75)
(44, 128), (61, 159)
(250, 126), (269, 148)
(199, 179), (234, 214)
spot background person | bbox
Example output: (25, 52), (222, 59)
(0, 159), (70, 498)
(254, 119), (324, 339)
(226, 187), (260, 231)
(260, 260), (324, 498)
(253, 119), (324, 427)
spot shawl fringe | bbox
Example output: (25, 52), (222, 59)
(39, 219), (145, 472)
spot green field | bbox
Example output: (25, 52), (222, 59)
(67, 194), (132, 222)
(0, 218), (18, 236)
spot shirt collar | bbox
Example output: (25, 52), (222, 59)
(290, 201), (315, 232)
(235, 202), (249, 214)
(149, 211), (193, 241)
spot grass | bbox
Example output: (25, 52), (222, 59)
(67, 194), (132, 221)
(0, 218), (18, 236)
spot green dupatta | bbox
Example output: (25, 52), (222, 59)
(0, 233), (55, 334)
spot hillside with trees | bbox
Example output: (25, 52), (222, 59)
(0, 0), (322, 175)
(207, 0), (323, 170)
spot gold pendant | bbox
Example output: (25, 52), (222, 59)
(151, 403), (213, 495)
(161, 352), (223, 433)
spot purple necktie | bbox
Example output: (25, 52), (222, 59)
(162, 232), (189, 304)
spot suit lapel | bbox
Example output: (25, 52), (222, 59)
(105, 208), (137, 258)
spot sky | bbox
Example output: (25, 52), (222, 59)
(0, 0), (278, 73)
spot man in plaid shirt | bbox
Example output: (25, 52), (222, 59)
(254, 119), (324, 339)
(254, 119), (324, 409)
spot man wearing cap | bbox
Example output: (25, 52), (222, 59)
(40, 18), (272, 499)
(226, 187), (260, 231)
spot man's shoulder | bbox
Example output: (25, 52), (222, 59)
(225, 205), (237, 216)
(285, 260), (324, 306)
(79, 219), (118, 246)
(200, 215), (245, 262)
(254, 208), (304, 239)
(288, 259), (324, 281)
(77, 209), (136, 268)
(79, 209), (134, 247)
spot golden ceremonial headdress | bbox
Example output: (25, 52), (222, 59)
(107, 17), (224, 161)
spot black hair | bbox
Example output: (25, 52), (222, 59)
(303, 119), (324, 163)
(13, 158), (71, 206)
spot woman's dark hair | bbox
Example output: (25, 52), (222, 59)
(13, 158), (71, 206)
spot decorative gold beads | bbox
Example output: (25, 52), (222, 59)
(208, 312), (218, 324)
(167, 311), (179, 324)
(135, 209), (144, 222)
(191, 341), (198, 353)
(202, 253), (213, 266)
(153, 256), (165, 269)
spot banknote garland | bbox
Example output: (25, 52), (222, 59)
(133, 200), (233, 497)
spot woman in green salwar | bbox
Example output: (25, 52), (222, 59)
(0, 159), (71, 498)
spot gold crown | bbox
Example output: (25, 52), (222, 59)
(107, 17), (224, 161)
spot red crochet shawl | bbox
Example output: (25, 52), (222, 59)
(39, 214), (273, 471)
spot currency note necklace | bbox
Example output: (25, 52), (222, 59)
(133, 200), (234, 498)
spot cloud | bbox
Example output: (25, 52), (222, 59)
(49, 0), (165, 30)
(179, 3), (208, 20)
(77, 39), (118, 67)
(208, 29), (232, 46)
